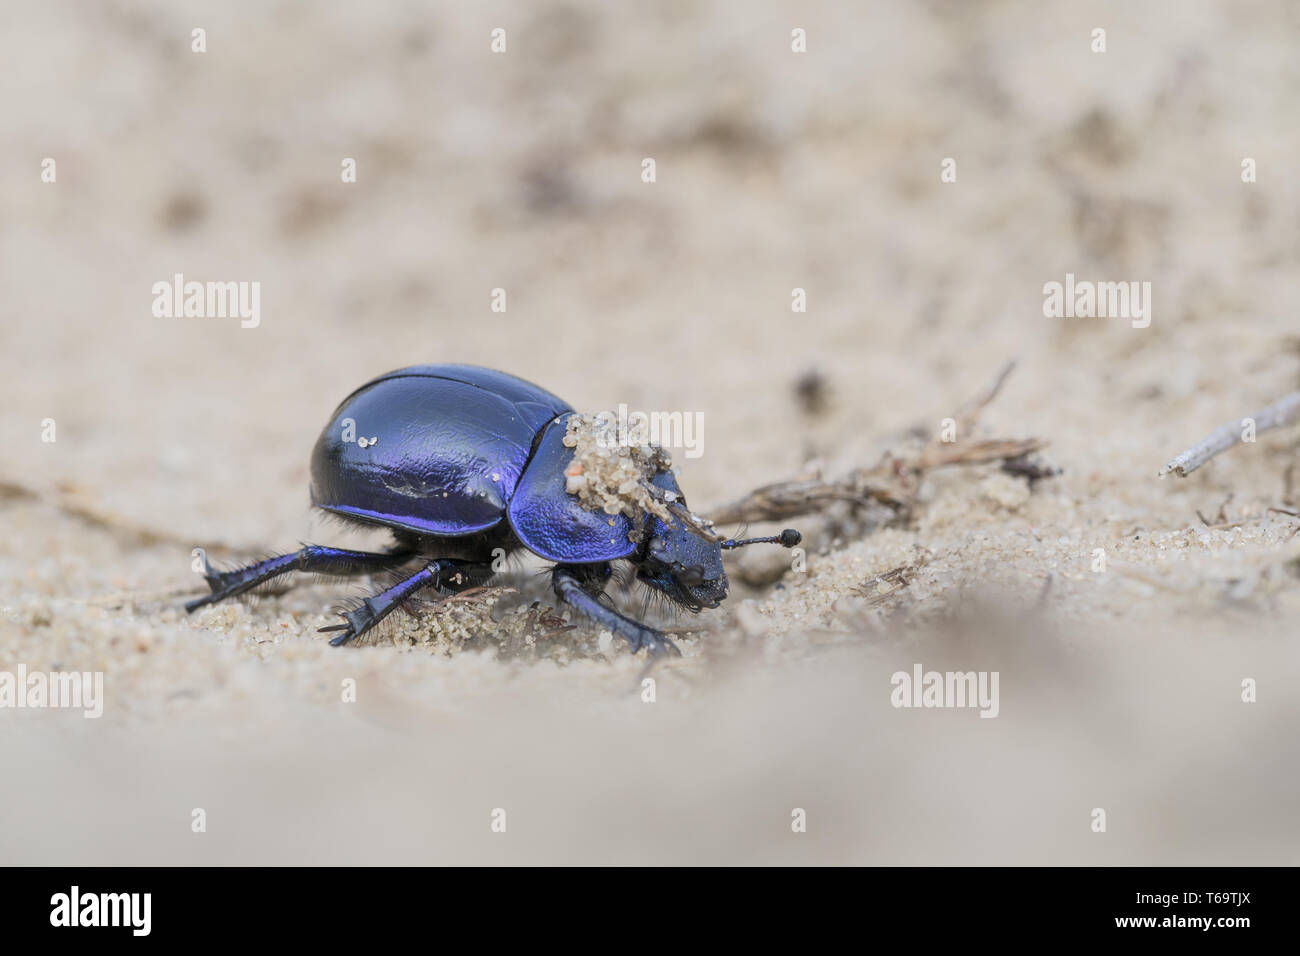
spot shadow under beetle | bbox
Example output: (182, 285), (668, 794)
(185, 364), (800, 656)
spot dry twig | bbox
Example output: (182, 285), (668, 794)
(1159, 392), (1300, 478)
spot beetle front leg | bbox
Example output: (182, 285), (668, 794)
(551, 565), (681, 658)
(320, 558), (492, 646)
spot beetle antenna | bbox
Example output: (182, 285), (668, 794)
(718, 529), (801, 550)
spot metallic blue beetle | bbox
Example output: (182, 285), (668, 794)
(186, 364), (799, 656)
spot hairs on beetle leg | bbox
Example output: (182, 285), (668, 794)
(324, 597), (433, 647)
(206, 552), (297, 599)
(635, 576), (690, 621)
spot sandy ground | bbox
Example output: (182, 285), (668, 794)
(2, 0), (1299, 864)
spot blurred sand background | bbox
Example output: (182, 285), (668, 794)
(2, 0), (1299, 864)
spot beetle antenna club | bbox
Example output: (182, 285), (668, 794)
(184, 364), (802, 657)
(719, 529), (802, 550)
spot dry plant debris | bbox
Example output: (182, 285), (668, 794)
(1160, 391), (1300, 478)
(710, 361), (1054, 528)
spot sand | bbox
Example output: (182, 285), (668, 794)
(2, 0), (1299, 864)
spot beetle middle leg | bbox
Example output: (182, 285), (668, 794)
(185, 545), (417, 612)
(320, 559), (493, 646)
(552, 564), (681, 658)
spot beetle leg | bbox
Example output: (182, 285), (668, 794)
(321, 559), (492, 646)
(552, 565), (681, 658)
(185, 545), (416, 612)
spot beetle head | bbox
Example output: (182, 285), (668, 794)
(631, 469), (804, 612)
(637, 519), (730, 611)
(633, 471), (728, 610)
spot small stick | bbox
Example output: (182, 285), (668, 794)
(951, 360), (1018, 436)
(1159, 392), (1300, 478)
(917, 437), (1044, 470)
(1201, 518), (1252, 531)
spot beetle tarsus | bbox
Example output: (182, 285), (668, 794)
(323, 602), (380, 646)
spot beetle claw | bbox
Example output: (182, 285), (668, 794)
(318, 619), (358, 646)
(202, 560), (221, 590)
(322, 621), (361, 646)
(321, 607), (369, 646)
(319, 604), (370, 645)
(635, 631), (681, 658)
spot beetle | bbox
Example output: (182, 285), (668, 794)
(185, 364), (800, 656)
